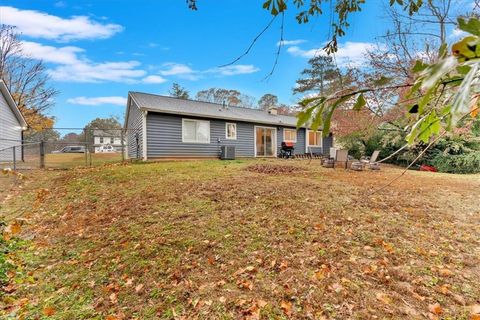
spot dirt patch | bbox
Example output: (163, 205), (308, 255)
(245, 163), (304, 174)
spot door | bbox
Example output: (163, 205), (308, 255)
(255, 127), (276, 157)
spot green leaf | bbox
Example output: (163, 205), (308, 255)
(373, 76), (392, 86)
(452, 36), (478, 58)
(457, 17), (480, 37)
(456, 65), (471, 75)
(412, 60), (429, 73)
(438, 43), (448, 59)
(353, 93), (366, 111)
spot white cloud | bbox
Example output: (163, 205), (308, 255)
(208, 65), (260, 76)
(160, 63), (195, 76)
(49, 60), (146, 83)
(142, 75), (167, 84)
(449, 28), (467, 39)
(157, 63), (260, 80)
(286, 41), (379, 66)
(67, 96), (127, 106)
(21, 41), (147, 83)
(21, 41), (83, 64)
(277, 39), (306, 46)
(0, 6), (123, 41)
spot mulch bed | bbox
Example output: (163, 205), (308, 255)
(245, 163), (304, 174)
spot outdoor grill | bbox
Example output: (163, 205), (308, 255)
(279, 141), (295, 158)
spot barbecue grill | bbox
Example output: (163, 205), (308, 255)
(279, 141), (295, 158)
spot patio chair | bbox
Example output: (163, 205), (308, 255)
(356, 150), (381, 170)
(329, 147), (337, 160)
(335, 149), (349, 169)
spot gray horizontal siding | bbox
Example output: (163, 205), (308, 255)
(126, 99), (143, 159)
(145, 112), (334, 158)
(276, 127), (306, 156)
(0, 92), (22, 162)
(147, 113), (255, 158)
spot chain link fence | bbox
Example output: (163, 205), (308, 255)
(0, 128), (141, 170)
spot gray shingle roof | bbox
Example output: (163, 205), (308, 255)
(129, 91), (301, 127)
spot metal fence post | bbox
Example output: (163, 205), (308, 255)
(84, 128), (88, 167)
(12, 146), (16, 171)
(121, 129), (125, 162)
(40, 141), (45, 169)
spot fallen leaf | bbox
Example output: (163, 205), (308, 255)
(105, 316), (118, 320)
(43, 306), (56, 316)
(5, 221), (21, 235)
(439, 268), (453, 277)
(280, 300), (293, 316)
(428, 303), (442, 315)
(470, 304), (480, 317)
(257, 299), (268, 308)
(135, 284), (144, 293)
(438, 284), (450, 295)
(279, 260), (288, 271)
(109, 292), (118, 305)
(376, 292), (392, 305)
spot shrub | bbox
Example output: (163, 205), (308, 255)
(431, 152), (480, 174)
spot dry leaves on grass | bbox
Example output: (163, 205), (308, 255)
(245, 164), (304, 174)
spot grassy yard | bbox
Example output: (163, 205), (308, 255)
(44, 153), (123, 169)
(1, 160), (479, 319)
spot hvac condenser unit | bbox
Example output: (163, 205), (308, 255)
(220, 145), (236, 160)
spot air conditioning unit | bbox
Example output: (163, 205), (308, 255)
(220, 145), (236, 160)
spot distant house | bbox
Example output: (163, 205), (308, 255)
(0, 80), (28, 162)
(93, 129), (124, 153)
(124, 91), (333, 160)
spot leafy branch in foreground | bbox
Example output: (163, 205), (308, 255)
(297, 17), (480, 145)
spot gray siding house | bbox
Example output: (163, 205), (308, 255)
(124, 92), (333, 160)
(0, 80), (27, 162)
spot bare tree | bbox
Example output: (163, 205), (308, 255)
(195, 88), (256, 108)
(0, 25), (58, 129)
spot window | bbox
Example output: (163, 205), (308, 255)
(110, 137), (114, 144)
(308, 130), (322, 147)
(182, 119), (210, 143)
(226, 123), (237, 140)
(283, 129), (297, 142)
(99, 137), (104, 143)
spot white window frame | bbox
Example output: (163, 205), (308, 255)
(254, 126), (277, 158)
(283, 128), (297, 143)
(306, 130), (322, 147)
(182, 118), (211, 144)
(225, 122), (237, 140)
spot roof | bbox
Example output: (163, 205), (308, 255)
(93, 129), (122, 137)
(0, 80), (28, 129)
(128, 91), (302, 127)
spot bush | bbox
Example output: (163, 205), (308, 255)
(431, 152), (480, 174)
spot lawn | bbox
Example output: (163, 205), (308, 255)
(44, 153), (123, 169)
(1, 159), (479, 319)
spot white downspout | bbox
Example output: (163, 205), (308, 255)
(142, 110), (148, 161)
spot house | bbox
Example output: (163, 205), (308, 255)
(0, 80), (28, 162)
(92, 129), (124, 153)
(124, 92), (333, 160)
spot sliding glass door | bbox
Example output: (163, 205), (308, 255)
(255, 127), (276, 157)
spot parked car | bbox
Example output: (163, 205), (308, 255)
(97, 145), (116, 153)
(52, 146), (86, 153)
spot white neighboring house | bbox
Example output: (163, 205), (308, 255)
(93, 129), (124, 153)
(0, 80), (28, 162)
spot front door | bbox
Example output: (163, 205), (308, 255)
(255, 127), (276, 157)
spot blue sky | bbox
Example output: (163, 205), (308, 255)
(0, 1), (469, 130)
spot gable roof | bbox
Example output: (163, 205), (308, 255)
(93, 129), (122, 137)
(128, 91), (302, 127)
(0, 80), (28, 129)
